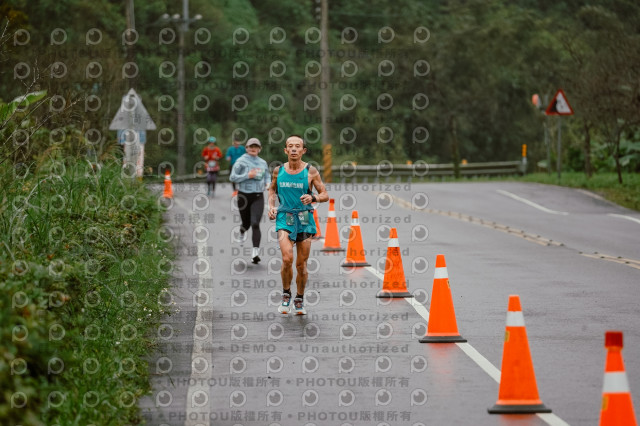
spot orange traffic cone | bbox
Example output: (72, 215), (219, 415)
(377, 228), (413, 298)
(312, 205), (322, 240)
(162, 170), (173, 199)
(488, 295), (551, 414)
(341, 211), (370, 267)
(420, 254), (466, 343)
(599, 331), (637, 426)
(321, 199), (344, 252)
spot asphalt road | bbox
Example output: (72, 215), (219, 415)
(139, 180), (640, 426)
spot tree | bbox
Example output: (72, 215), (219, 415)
(559, 4), (640, 183)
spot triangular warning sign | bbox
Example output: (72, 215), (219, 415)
(545, 89), (574, 116)
(109, 88), (157, 131)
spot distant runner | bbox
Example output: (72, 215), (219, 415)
(229, 138), (270, 264)
(225, 135), (246, 197)
(267, 135), (328, 315)
(201, 136), (222, 196)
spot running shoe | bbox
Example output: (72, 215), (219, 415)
(236, 231), (247, 246)
(278, 292), (291, 314)
(293, 297), (307, 315)
(252, 255), (261, 264)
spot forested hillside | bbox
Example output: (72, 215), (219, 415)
(2, 0), (639, 176)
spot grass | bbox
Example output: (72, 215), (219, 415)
(0, 156), (174, 424)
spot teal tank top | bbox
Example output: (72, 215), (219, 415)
(277, 163), (311, 209)
(275, 163), (316, 239)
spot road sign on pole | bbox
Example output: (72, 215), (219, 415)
(544, 89), (573, 180)
(545, 89), (574, 116)
(109, 88), (156, 178)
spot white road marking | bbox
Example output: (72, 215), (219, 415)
(380, 191), (564, 247)
(497, 189), (569, 215)
(607, 213), (640, 225)
(364, 265), (570, 426)
(175, 196), (214, 426)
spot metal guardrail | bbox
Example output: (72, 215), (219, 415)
(325, 161), (525, 178)
(157, 161), (525, 183)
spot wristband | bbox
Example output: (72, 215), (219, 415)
(311, 195), (317, 203)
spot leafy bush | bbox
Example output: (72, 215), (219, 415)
(0, 157), (175, 424)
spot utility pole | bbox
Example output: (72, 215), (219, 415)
(176, 0), (189, 177)
(320, 0), (332, 183)
(162, 0), (201, 177)
(125, 0), (136, 89)
(556, 117), (562, 180)
(123, 0), (144, 177)
(543, 94), (551, 175)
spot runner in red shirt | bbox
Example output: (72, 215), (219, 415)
(202, 137), (222, 196)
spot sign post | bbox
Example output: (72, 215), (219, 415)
(545, 89), (574, 179)
(109, 88), (156, 178)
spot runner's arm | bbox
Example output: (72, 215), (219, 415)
(267, 167), (280, 220)
(300, 166), (328, 205)
(229, 160), (248, 183)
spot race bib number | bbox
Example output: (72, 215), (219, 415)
(286, 213), (295, 226)
(298, 211), (309, 225)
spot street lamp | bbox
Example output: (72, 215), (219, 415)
(159, 2), (202, 177)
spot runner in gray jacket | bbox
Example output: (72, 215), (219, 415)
(229, 138), (271, 264)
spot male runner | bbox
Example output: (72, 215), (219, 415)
(267, 136), (328, 315)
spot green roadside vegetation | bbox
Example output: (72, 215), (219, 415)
(0, 156), (175, 424)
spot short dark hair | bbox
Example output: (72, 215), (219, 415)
(286, 135), (306, 149)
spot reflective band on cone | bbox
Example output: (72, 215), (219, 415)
(603, 372), (630, 393)
(505, 311), (525, 327)
(433, 267), (447, 279)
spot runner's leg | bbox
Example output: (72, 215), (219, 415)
(278, 230), (294, 291)
(295, 238), (312, 296)
(237, 193), (251, 233)
(249, 193), (264, 248)
(211, 171), (218, 192)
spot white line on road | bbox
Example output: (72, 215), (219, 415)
(497, 189), (569, 215)
(364, 265), (570, 426)
(607, 213), (640, 225)
(175, 197), (214, 426)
